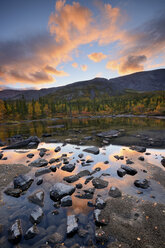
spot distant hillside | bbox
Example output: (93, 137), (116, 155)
(0, 69), (164, 101)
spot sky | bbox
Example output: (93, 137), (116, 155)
(0, 0), (165, 90)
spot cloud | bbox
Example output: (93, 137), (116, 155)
(44, 65), (69, 76)
(72, 62), (78, 68)
(81, 65), (88, 71)
(88, 52), (107, 62)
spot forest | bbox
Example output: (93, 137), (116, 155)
(0, 91), (164, 121)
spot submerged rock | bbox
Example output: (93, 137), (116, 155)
(35, 167), (51, 177)
(63, 175), (79, 183)
(109, 186), (122, 198)
(126, 159), (134, 164)
(28, 158), (48, 167)
(67, 215), (78, 236)
(8, 219), (22, 244)
(13, 174), (33, 191)
(121, 165), (137, 176)
(49, 158), (56, 164)
(4, 188), (22, 198)
(30, 206), (44, 224)
(134, 179), (150, 189)
(61, 195), (72, 207)
(92, 178), (109, 189)
(28, 190), (44, 206)
(61, 163), (75, 172)
(36, 177), (43, 185)
(24, 225), (39, 240)
(138, 156), (145, 161)
(83, 146), (100, 155)
(50, 183), (75, 201)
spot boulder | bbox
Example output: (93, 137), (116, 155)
(30, 206), (44, 224)
(28, 190), (44, 206)
(76, 183), (83, 189)
(24, 225), (39, 240)
(77, 170), (91, 178)
(67, 215), (78, 236)
(121, 165), (137, 176)
(3, 136), (40, 150)
(50, 183), (75, 201)
(78, 153), (84, 158)
(83, 146), (100, 155)
(47, 232), (63, 244)
(13, 174), (33, 191)
(92, 178), (108, 189)
(28, 158), (48, 167)
(61, 195), (72, 207)
(109, 186), (122, 198)
(134, 179), (150, 189)
(61, 164), (75, 172)
(8, 219), (22, 244)
(126, 159), (134, 164)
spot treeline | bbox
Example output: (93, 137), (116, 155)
(0, 91), (164, 120)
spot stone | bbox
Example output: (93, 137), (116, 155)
(84, 176), (94, 185)
(8, 219), (22, 244)
(13, 174), (33, 191)
(76, 183), (83, 189)
(109, 186), (122, 198)
(30, 206), (44, 224)
(83, 146), (100, 155)
(4, 188), (22, 198)
(161, 158), (165, 167)
(50, 165), (57, 172)
(39, 150), (45, 157)
(114, 155), (124, 160)
(97, 130), (120, 139)
(55, 146), (61, 152)
(27, 153), (34, 158)
(61, 195), (72, 207)
(28, 190), (44, 206)
(28, 158), (48, 167)
(35, 167), (51, 177)
(78, 228), (88, 237)
(3, 136), (40, 150)
(63, 175), (79, 183)
(92, 178), (108, 189)
(121, 165), (137, 175)
(48, 232), (63, 244)
(138, 156), (145, 161)
(95, 197), (106, 209)
(36, 177), (43, 185)
(94, 209), (108, 226)
(0, 153), (3, 159)
(61, 164), (75, 172)
(42, 133), (52, 137)
(77, 170), (91, 178)
(67, 215), (78, 236)
(49, 158), (56, 164)
(24, 225), (39, 240)
(78, 153), (84, 158)
(95, 228), (108, 243)
(117, 168), (127, 177)
(126, 159), (134, 164)
(130, 146), (146, 153)
(50, 183), (75, 201)
(134, 179), (150, 189)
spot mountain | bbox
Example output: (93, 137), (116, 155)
(0, 69), (164, 101)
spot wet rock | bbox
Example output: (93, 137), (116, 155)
(4, 188), (22, 198)
(95, 197), (106, 209)
(78, 153), (84, 158)
(24, 225), (39, 240)
(47, 232), (63, 244)
(8, 219), (22, 244)
(49, 158), (56, 164)
(50, 183), (75, 201)
(63, 158), (69, 164)
(84, 176), (94, 185)
(61, 163), (75, 172)
(36, 177), (43, 185)
(86, 159), (94, 163)
(104, 160), (109, 164)
(145, 152), (151, 155)
(30, 206), (44, 224)
(117, 168), (127, 177)
(97, 130), (120, 139)
(3, 136), (40, 150)
(67, 215), (78, 236)
(27, 142), (38, 148)
(109, 186), (122, 198)
(138, 156), (145, 161)
(28, 158), (48, 167)
(134, 179), (150, 189)
(77, 170), (91, 178)
(91, 167), (101, 175)
(61, 195), (72, 207)
(63, 174), (79, 183)
(28, 190), (44, 207)
(13, 174), (33, 191)
(114, 155), (124, 160)
(55, 146), (61, 152)
(83, 146), (100, 155)
(81, 162), (91, 167)
(126, 159), (134, 164)
(50, 165), (57, 172)
(130, 146), (146, 153)
(35, 167), (51, 177)
(2, 156), (7, 160)
(95, 228), (108, 243)
(87, 201), (94, 207)
(0, 153), (3, 159)
(94, 209), (108, 225)
(76, 183), (83, 189)
(75, 192), (93, 199)
(92, 178), (108, 189)
(27, 153), (34, 158)
(39, 150), (45, 157)
(161, 158), (165, 167)
(121, 165), (137, 176)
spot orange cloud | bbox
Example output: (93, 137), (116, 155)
(81, 65), (88, 71)
(44, 65), (69, 76)
(88, 52), (107, 62)
(72, 62), (78, 68)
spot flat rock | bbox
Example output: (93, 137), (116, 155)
(50, 183), (75, 201)
(28, 190), (44, 206)
(121, 164), (137, 176)
(35, 167), (51, 177)
(61, 164), (75, 172)
(67, 215), (78, 236)
(8, 219), (22, 244)
(109, 186), (122, 198)
(83, 146), (99, 155)
(28, 158), (48, 167)
(24, 225), (39, 240)
(92, 178), (108, 189)
(30, 206), (44, 224)
(77, 170), (90, 178)
(63, 174), (79, 183)
(134, 179), (150, 189)
(130, 146), (146, 153)
(61, 195), (72, 207)
(4, 188), (22, 198)
(13, 174), (33, 191)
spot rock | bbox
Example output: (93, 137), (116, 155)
(109, 186), (122, 198)
(50, 183), (75, 201)
(114, 155), (124, 160)
(24, 225), (39, 240)
(86, 159), (94, 163)
(61, 164), (75, 172)
(78, 228), (88, 237)
(92, 178), (108, 189)
(27, 142), (38, 148)
(76, 183), (83, 189)
(36, 177), (43, 185)
(97, 130), (120, 139)
(134, 179), (150, 189)
(8, 219), (22, 244)
(84, 136), (92, 140)
(28, 158), (48, 167)
(42, 133), (52, 137)
(87, 201), (94, 207)
(83, 146), (100, 155)
(94, 209), (108, 225)
(49, 158), (56, 164)
(30, 206), (44, 224)
(50, 165), (57, 172)
(117, 168), (127, 177)
(28, 190), (44, 206)
(126, 159), (134, 164)
(78, 153), (84, 158)
(130, 146), (146, 153)
(3, 136), (40, 150)
(27, 153), (34, 158)
(4, 188), (22, 198)
(104, 160), (109, 164)
(13, 174), (33, 191)
(77, 170), (91, 178)
(63, 174), (79, 183)
(84, 176), (94, 185)
(39, 150), (45, 157)
(95, 197), (106, 209)
(95, 228), (108, 243)
(35, 167), (51, 177)
(63, 158), (69, 164)
(138, 156), (145, 161)
(121, 165), (137, 175)
(0, 153), (3, 159)
(145, 152), (151, 155)
(47, 232), (63, 244)
(67, 215), (78, 236)
(75, 192), (93, 199)
(161, 158), (165, 167)
(55, 146), (61, 152)
(61, 195), (72, 207)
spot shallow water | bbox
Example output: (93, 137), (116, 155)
(0, 142), (165, 247)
